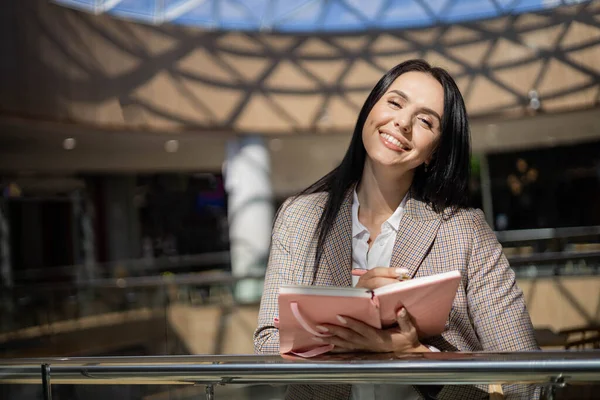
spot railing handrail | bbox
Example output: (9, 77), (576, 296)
(9, 224), (600, 281)
(5, 251), (600, 292)
(11, 251), (232, 280)
(495, 225), (600, 243)
(1, 352), (599, 386)
(507, 250), (600, 265)
(5, 270), (265, 292)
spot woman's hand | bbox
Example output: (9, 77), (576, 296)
(355, 267), (410, 290)
(313, 308), (431, 353)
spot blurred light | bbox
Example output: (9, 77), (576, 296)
(3, 183), (22, 198)
(526, 168), (539, 183)
(269, 138), (283, 152)
(529, 98), (541, 110)
(165, 139), (179, 153)
(63, 137), (76, 150)
(507, 174), (522, 195)
(528, 89), (541, 110)
(496, 213), (508, 231)
(516, 158), (528, 174)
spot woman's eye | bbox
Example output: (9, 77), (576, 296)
(388, 100), (401, 108)
(419, 118), (433, 128)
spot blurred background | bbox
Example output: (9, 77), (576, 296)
(0, 0), (599, 398)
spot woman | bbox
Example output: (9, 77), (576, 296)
(254, 59), (539, 399)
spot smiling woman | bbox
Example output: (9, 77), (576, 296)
(254, 59), (540, 400)
(362, 72), (443, 173)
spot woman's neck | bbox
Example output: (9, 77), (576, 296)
(356, 159), (413, 219)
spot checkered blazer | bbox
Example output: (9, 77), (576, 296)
(254, 190), (540, 400)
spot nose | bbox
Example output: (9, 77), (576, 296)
(394, 113), (411, 134)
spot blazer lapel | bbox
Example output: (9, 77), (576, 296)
(321, 191), (353, 288)
(391, 195), (442, 278)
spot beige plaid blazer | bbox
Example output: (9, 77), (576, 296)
(254, 190), (540, 400)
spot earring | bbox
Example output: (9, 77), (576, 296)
(424, 164), (429, 173)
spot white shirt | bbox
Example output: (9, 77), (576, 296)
(350, 190), (418, 400)
(351, 190), (408, 286)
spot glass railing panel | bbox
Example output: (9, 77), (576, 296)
(1, 353), (600, 399)
(0, 383), (288, 400)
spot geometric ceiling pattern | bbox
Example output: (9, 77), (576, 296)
(54, 0), (593, 32)
(2, 0), (599, 135)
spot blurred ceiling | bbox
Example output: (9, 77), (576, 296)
(3, 1), (599, 134)
(53, 0), (592, 32)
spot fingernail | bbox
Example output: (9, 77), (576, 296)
(312, 337), (324, 342)
(398, 308), (407, 318)
(316, 325), (329, 332)
(336, 315), (347, 324)
(395, 268), (409, 278)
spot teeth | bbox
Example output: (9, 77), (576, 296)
(381, 133), (406, 149)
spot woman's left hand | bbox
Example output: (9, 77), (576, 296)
(313, 308), (431, 353)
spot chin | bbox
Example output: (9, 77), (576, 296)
(368, 152), (403, 168)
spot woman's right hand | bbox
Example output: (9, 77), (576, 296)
(355, 267), (410, 290)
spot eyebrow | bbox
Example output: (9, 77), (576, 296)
(388, 89), (442, 123)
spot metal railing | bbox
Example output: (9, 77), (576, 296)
(2, 251), (599, 339)
(5, 224), (600, 285)
(494, 225), (600, 243)
(10, 251), (232, 283)
(4, 250), (599, 292)
(1, 352), (600, 400)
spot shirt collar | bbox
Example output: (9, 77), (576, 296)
(351, 190), (365, 238)
(351, 189), (408, 238)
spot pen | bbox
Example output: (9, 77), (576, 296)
(351, 269), (410, 280)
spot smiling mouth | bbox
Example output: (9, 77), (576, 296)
(380, 132), (410, 151)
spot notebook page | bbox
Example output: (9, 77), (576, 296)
(280, 285), (372, 298)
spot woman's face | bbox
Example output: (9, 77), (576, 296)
(362, 71), (444, 172)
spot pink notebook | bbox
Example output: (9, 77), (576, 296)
(276, 270), (461, 357)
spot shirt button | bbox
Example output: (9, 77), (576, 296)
(379, 241), (384, 247)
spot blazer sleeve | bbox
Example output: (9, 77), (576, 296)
(253, 199), (294, 354)
(466, 209), (540, 399)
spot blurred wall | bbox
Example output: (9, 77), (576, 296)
(519, 277), (600, 334)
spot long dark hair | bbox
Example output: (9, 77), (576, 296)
(292, 59), (471, 269)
